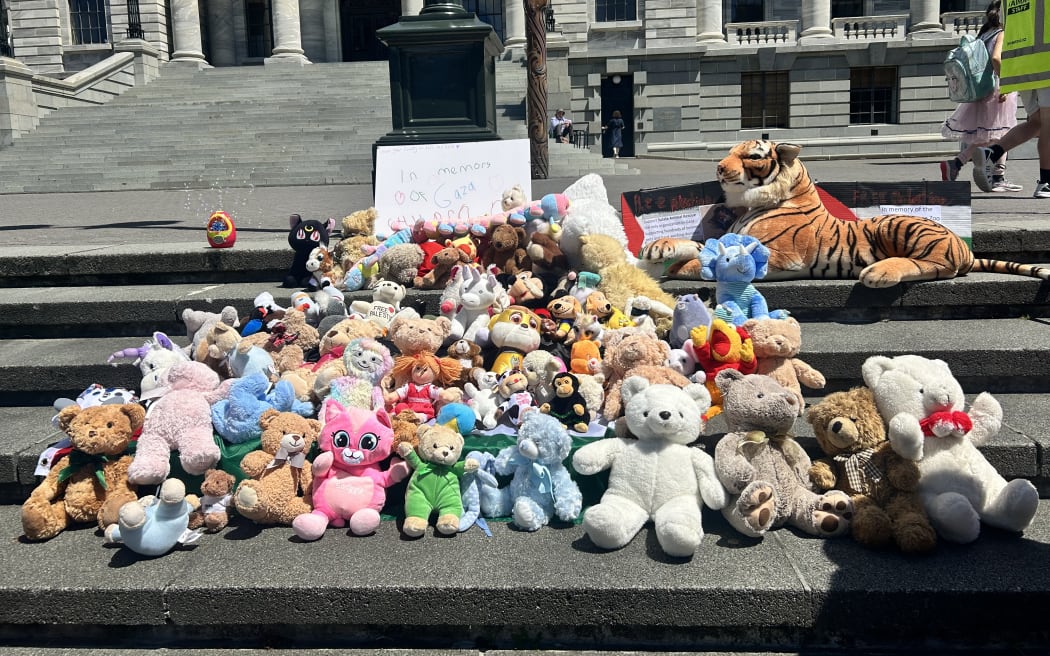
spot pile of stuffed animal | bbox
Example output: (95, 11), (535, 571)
(20, 170), (1038, 560)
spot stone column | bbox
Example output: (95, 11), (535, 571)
(401, 0), (424, 16)
(0, 56), (38, 146)
(10, 0), (64, 73)
(266, 0), (310, 64)
(502, 0), (525, 60)
(300, 0), (326, 63)
(799, 0), (833, 42)
(169, 0), (208, 66)
(909, 0), (946, 37)
(206, 0), (237, 66)
(697, 0), (726, 45)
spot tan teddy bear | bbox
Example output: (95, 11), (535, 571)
(187, 468), (236, 532)
(806, 387), (937, 554)
(239, 308), (320, 375)
(232, 409), (322, 526)
(744, 316), (825, 415)
(578, 233), (676, 337)
(483, 224), (531, 275)
(195, 319), (241, 377)
(332, 207), (380, 269)
(600, 333), (690, 420)
(21, 404), (144, 541)
(414, 244), (473, 290)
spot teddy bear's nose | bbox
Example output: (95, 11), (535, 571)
(659, 411), (671, 420)
(831, 420), (843, 434)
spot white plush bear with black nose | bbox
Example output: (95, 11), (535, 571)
(862, 354), (1038, 544)
(572, 376), (725, 557)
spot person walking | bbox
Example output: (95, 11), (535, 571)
(940, 1), (1022, 192)
(603, 110), (625, 158)
(973, 0), (1050, 198)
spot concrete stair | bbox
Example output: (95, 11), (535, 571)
(0, 61), (629, 193)
(2, 204), (1050, 652)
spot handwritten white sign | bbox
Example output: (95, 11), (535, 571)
(374, 140), (533, 234)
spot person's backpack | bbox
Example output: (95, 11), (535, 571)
(944, 31), (998, 103)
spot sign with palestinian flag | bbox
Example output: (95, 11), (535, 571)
(621, 181), (972, 254)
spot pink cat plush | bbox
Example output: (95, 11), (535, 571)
(291, 399), (409, 540)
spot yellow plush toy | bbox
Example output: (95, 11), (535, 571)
(578, 234), (675, 337)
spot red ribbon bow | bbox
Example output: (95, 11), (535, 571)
(919, 410), (972, 437)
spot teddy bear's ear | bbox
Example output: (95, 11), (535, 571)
(860, 355), (894, 389)
(715, 368), (744, 394)
(121, 403), (147, 432)
(621, 376), (650, 405)
(683, 383), (712, 414)
(258, 408), (282, 431)
(57, 405), (81, 432)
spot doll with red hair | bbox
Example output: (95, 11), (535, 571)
(384, 352), (463, 422)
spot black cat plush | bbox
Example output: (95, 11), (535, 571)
(284, 214), (335, 288)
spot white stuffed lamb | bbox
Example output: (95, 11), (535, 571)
(862, 354), (1038, 544)
(572, 377), (726, 557)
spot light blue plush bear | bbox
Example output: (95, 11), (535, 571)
(211, 373), (313, 444)
(483, 411), (582, 531)
(458, 450), (499, 535)
(103, 478), (202, 557)
(699, 233), (789, 327)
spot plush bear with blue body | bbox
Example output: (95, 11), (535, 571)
(104, 478), (202, 557)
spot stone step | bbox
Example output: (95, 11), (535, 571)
(1, 500), (1048, 651)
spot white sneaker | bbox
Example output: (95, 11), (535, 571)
(972, 147), (995, 192)
(991, 178), (1024, 192)
(1034, 182), (1050, 198)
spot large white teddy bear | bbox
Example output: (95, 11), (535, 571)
(862, 354), (1038, 544)
(572, 376), (726, 557)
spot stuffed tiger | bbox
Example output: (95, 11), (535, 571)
(644, 140), (1050, 288)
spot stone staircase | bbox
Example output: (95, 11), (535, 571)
(1, 206), (1050, 651)
(0, 60), (629, 193)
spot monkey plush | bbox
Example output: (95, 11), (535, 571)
(540, 372), (590, 433)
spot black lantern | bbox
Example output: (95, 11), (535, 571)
(545, 6), (556, 32)
(0, 2), (12, 58)
(126, 0), (144, 39)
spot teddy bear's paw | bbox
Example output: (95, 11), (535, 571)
(403, 516), (429, 538)
(349, 509), (382, 536)
(233, 484), (261, 517)
(986, 478), (1039, 533)
(103, 523), (122, 545)
(927, 492), (980, 544)
(893, 513), (937, 554)
(118, 501), (147, 531)
(436, 514), (461, 535)
(738, 482), (776, 533)
(818, 490), (854, 519)
(292, 511), (329, 541)
(512, 497), (546, 532)
(812, 509), (850, 537)
(850, 505), (893, 548)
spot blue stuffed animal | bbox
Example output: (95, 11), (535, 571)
(699, 233), (789, 327)
(483, 412), (582, 531)
(458, 450), (499, 535)
(211, 373), (313, 444)
(103, 478), (202, 557)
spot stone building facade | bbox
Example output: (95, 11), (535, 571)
(0, 0), (989, 157)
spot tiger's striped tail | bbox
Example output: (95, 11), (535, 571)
(971, 259), (1050, 281)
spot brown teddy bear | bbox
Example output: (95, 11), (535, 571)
(483, 224), (531, 275)
(240, 308), (320, 375)
(332, 207), (380, 269)
(806, 387), (937, 554)
(578, 234), (676, 337)
(21, 403), (144, 541)
(444, 338), (485, 387)
(600, 333), (689, 420)
(232, 409), (323, 526)
(195, 319), (241, 376)
(187, 468), (236, 532)
(378, 243), (426, 288)
(526, 231), (568, 276)
(390, 409), (424, 455)
(744, 316), (825, 415)
(414, 244), (472, 290)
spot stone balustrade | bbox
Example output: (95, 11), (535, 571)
(942, 11), (985, 36)
(832, 14), (908, 41)
(724, 20), (798, 46)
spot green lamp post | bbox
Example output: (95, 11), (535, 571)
(372, 0), (503, 176)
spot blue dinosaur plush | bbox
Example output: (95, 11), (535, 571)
(458, 450), (499, 535)
(103, 478), (202, 557)
(483, 411), (582, 531)
(699, 233), (789, 327)
(210, 373), (313, 444)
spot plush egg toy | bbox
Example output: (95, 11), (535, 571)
(206, 210), (237, 248)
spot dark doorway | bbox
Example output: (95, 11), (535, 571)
(600, 74), (634, 158)
(341, 0), (400, 62)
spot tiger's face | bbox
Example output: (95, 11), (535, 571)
(716, 140), (803, 209)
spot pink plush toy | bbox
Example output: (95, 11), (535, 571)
(127, 361), (228, 486)
(291, 399), (410, 540)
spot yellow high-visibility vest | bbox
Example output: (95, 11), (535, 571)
(1000, 0), (1050, 93)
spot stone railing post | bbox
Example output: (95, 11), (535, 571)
(113, 38), (161, 86)
(0, 56), (38, 147)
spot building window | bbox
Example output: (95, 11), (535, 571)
(732, 0), (764, 22)
(69, 0), (108, 45)
(850, 66), (898, 124)
(832, 0), (864, 17)
(596, 0), (636, 22)
(741, 71), (789, 129)
(464, 0), (505, 42)
(940, 0), (969, 11)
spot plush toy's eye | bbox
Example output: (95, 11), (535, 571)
(918, 387), (924, 395)
(643, 411), (649, 418)
(106, 422), (114, 429)
(677, 412), (683, 419)
(529, 319), (538, 330)
(310, 231), (321, 242)
(359, 432), (379, 451)
(757, 393), (765, 399)
(432, 443), (439, 449)
(333, 430), (350, 448)
(510, 312), (523, 324)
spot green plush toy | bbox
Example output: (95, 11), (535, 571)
(397, 424), (479, 538)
